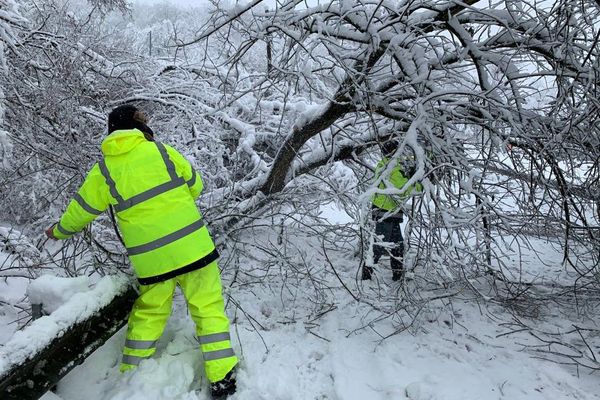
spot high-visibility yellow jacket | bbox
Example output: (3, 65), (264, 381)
(53, 129), (218, 284)
(372, 156), (421, 212)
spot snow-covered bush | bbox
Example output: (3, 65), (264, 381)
(0, 226), (39, 276)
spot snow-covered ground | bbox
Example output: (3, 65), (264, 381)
(25, 220), (599, 400)
(0, 277), (28, 344)
(45, 290), (600, 400)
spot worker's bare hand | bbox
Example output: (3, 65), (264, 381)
(45, 225), (58, 240)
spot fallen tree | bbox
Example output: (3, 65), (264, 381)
(0, 0), (599, 396)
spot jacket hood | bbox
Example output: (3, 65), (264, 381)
(101, 129), (147, 156)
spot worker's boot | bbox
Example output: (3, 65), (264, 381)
(210, 368), (237, 399)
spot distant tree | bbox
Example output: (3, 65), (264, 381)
(87, 0), (129, 13)
(0, 0), (27, 169)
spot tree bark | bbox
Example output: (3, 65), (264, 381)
(260, 101), (353, 195)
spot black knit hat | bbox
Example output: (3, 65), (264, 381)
(107, 105), (154, 137)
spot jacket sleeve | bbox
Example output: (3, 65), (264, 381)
(53, 163), (111, 239)
(165, 144), (203, 200)
(391, 164), (423, 194)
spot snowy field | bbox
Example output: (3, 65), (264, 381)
(10, 219), (593, 400)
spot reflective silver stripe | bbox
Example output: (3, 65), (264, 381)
(127, 219), (205, 256)
(121, 354), (150, 366)
(98, 159), (124, 203)
(57, 223), (77, 236)
(125, 339), (157, 350)
(203, 348), (235, 361)
(113, 177), (186, 213)
(187, 171), (197, 188)
(74, 193), (102, 215)
(98, 144), (184, 213)
(198, 332), (230, 345)
(156, 142), (178, 181)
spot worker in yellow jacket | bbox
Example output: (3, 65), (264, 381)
(45, 105), (237, 398)
(363, 140), (422, 282)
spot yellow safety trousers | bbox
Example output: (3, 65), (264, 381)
(120, 261), (238, 383)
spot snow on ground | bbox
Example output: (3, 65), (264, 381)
(0, 225), (33, 343)
(38, 223), (600, 400)
(0, 276), (28, 344)
(45, 283), (598, 400)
